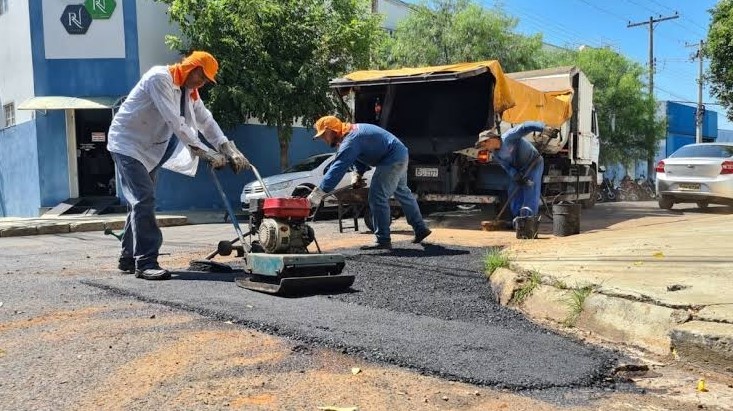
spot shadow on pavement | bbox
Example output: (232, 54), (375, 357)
(363, 243), (472, 258)
(171, 270), (242, 282)
(414, 201), (732, 236)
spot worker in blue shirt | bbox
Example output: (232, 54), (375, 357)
(308, 116), (431, 250)
(475, 121), (558, 222)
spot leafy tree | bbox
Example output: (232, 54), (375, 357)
(378, 0), (543, 72)
(552, 47), (665, 167)
(706, 0), (733, 121)
(160, 0), (383, 170)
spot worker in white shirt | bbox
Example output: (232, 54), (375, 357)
(107, 51), (249, 280)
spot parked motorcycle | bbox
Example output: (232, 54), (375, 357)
(599, 177), (617, 202)
(618, 175), (641, 201)
(636, 175), (656, 200)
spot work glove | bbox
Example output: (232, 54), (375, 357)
(513, 173), (533, 187)
(351, 172), (367, 189)
(306, 186), (327, 208)
(190, 146), (227, 169)
(218, 140), (250, 173)
(541, 126), (560, 140)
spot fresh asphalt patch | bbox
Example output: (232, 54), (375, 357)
(83, 242), (621, 391)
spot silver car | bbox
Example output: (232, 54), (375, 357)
(655, 142), (733, 209)
(240, 153), (373, 209)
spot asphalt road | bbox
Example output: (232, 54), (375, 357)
(83, 241), (620, 391)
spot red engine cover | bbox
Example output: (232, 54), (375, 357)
(262, 197), (311, 218)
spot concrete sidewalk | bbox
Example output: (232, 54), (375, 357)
(486, 203), (733, 374)
(0, 210), (228, 237)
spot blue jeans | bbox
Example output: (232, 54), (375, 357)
(369, 160), (428, 244)
(112, 138), (176, 270)
(509, 157), (544, 217)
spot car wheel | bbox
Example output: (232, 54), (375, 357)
(658, 196), (674, 210)
(292, 186), (312, 198)
(697, 201), (709, 209)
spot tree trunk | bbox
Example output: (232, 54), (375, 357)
(278, 127), (289, 172)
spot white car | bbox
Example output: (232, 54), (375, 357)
(241, 153), (374, 209)
(655, 142), (733, 209)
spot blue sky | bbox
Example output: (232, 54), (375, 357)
(483, 0), (730, 129)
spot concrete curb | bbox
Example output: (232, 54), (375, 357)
(487, 266), (732, 373)
(0, 216), (188, 238)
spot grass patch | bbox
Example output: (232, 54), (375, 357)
(511, 270), (542, 305)
(483, 247), (510, 277)
(550, 278), (569, 289)
(562, 285), (594, 327)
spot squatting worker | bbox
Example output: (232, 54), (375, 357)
(307, 116), (431, 250)
(107, 51), (250, 280)
(475, 121), (559, 223)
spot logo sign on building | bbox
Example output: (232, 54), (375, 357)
(44, 0), (126, 59)
(59, 0), (116, 35)
(84, 0), (116, 19)
(60, 4), (92, 35)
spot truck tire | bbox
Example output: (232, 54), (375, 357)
(581, 168), (598, 209)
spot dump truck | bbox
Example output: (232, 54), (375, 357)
(329, 62), (600, 215)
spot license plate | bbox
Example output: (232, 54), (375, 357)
(679, 183), (701, 190)
(415, 167), (439, 178)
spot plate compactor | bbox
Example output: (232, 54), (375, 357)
(190, 165), (353, 296)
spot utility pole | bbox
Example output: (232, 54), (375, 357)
(687, 40), (705, 144)
(627, 12), (679, 176)
(627, 13), (679, 95)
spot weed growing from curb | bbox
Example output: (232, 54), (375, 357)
(511, 270), (542, 305)
(550, 278), (569, 289)
(563, 284), (594, 327)
(483, 247), (509, 278)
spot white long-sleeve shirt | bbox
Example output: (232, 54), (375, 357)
(107, 66), (228, 176)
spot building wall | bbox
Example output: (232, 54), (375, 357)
(135, 0), (182, 74)
(0, 0), (35, 125)
(718, 129), (733, 143)
(0, 121), (41, 216)
(666, 101), (718, 140)
(35, 111), (72, 206)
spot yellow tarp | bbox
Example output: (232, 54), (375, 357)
(343, 60), (516, 114)
(502, 78), (573, 128)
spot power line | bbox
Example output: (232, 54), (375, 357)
(645, 0), (676, 15)
(574, 0), (629, 24)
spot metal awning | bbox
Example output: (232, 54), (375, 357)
(18, 96), (123, 110)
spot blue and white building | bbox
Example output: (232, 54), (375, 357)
(0, 0), (411, 217)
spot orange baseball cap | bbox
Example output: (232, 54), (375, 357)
(184, 51), (219, 83)
(313, 115), (344, 140)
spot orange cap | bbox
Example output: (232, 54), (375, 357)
(183, 51), (219, 83)
(313, 115), (347, 140)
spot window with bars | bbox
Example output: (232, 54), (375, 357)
(0, 0), (8, 16)
(3, 102), (15, 128)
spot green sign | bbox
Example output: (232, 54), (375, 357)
(84, 0), (116, 19)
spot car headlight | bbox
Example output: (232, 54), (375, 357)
(266, 180), (293, 192)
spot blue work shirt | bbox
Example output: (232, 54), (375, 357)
(319, 123), (408, 193)
(492, 121), (545, 177)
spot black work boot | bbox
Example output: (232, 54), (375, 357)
(360, 241), (393, 251)
(412, 228), (433, 244)
(118, 257), (135, 274)
(135, 264), (171, 280)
